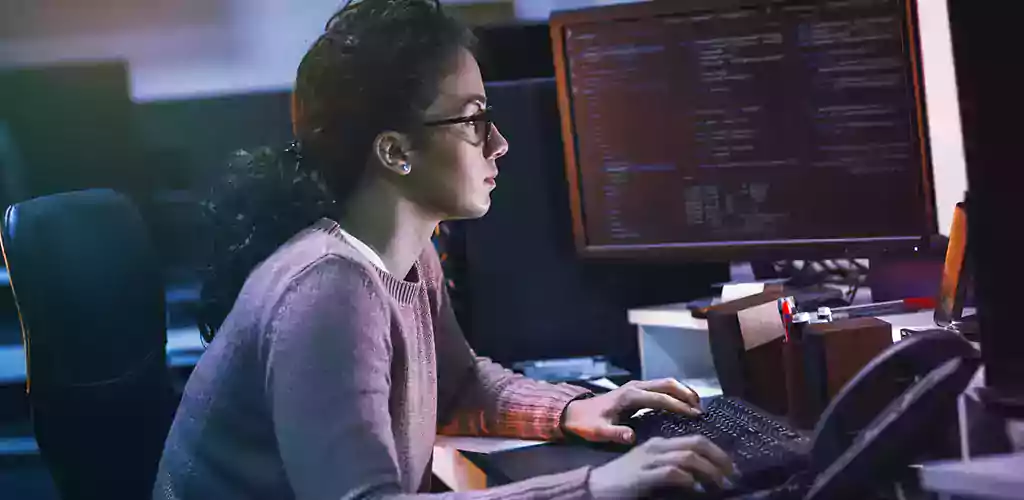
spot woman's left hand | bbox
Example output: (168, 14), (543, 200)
(562, 378), (702, 445)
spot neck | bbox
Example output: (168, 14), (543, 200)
(337, 180), (439, 279)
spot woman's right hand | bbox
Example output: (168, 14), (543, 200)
(587, 436), (736, 499)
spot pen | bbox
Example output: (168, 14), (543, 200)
(831, 297), (935, 319)
(778, 297), (795, 342)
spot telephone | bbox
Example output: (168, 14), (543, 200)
(658, 328), (981, 499)
(799, 329), (980, 499)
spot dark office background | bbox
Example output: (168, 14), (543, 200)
(0, 39), (727, 369)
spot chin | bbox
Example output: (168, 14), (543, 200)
(460, 203), (491, 220)
(448, 197), (491, 221)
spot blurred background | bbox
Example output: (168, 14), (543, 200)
(0, 0), (965, 214)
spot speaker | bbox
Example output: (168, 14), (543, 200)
(800, 318), (894, 426)
(707, 290), (789, 416)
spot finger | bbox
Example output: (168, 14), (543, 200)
(591, 424), (635, 444)
(637, 378), (701, 410)
(649, 450), (726, 487)
(620, 388), (700, 417)
(638, 436), (667, 450)
(648, 436), (735, 475)
(685, 436), (736, 475)
(641, 465), (695, 490)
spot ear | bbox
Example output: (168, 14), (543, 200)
(373, 131), (414, 176)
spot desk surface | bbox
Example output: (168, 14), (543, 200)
(920, 452), (1024, 499)
(462, 442), (622, 486)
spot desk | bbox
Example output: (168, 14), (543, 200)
(629, 301), (939, 393)
(433, 437), (619, 491)
(464, 442), (620, 487)
(920, 452), (1024, 499)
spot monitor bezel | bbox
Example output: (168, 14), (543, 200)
(549, 0), (938, 261)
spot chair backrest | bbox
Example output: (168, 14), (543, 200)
(1, 188), (175, 500)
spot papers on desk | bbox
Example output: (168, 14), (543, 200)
(513, 357), (629, 383)
(720, 282), (766, 303)
(587, 377), (620, 391)
(586, 376), (724, 397)
(434, 435), (546, 454)
(685, 378), (725, 399)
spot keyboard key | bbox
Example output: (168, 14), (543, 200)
(626, 397), (810, 496)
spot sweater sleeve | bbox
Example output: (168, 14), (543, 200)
(422, 248), (592, 440)
(265, 255), (592, 500)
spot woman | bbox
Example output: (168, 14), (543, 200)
(155, 1), (735, 498)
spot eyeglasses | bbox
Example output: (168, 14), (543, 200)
(423, 107), (494, 146)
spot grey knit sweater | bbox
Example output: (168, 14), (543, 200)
(154, 219), (594, 499)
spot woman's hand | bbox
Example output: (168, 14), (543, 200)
(562, 378), (702, 445)
(588, 436), (736, 498)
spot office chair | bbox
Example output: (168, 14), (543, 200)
(0, 189), (177, 500)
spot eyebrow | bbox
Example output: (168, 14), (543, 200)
(428, 93), (487, 120)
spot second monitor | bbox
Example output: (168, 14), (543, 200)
(550, 0), (937, 260)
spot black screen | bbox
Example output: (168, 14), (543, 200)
(558, 0), (933, 254)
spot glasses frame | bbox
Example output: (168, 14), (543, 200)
(423, 106), (494, 145)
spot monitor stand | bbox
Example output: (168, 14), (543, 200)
(729, 261), (849, 309)
(949, 315), (981, 343)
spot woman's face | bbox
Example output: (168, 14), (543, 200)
(402, 48), (509, 220)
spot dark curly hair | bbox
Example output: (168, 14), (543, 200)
(197, 0), (476, 340)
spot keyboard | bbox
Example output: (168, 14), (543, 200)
(627, 397), (810, 497)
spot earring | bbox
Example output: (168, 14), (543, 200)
(400, 162), (411, 174)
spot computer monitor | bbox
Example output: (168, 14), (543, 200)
(550, 0), (937, 260)
(0, 61), (147, 209)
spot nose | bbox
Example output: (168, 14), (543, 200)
(485, 124), (509, 161)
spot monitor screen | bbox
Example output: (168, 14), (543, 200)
(551, 0), (936, 259)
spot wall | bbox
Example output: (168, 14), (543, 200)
(0, 0), (338, 101)
(0, 0), (966, 233)
(915, 0), (966, 235)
